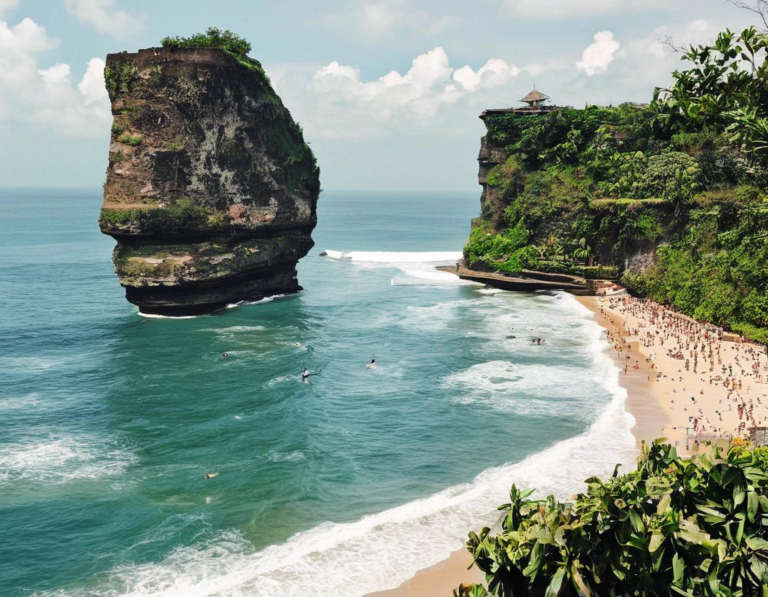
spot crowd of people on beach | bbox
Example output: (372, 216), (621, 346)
(597, 292), (768, 449)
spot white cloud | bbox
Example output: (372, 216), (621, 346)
(647, 19), (713, 57)
(64, 0), (144, 38)
(577, 31), (621, 76)
(503, 0), (699, 20)
(0, 0), (19, 16)
(328, 0), (455, 38)
(269, 48), (534, 140)
(78, 57), (108, 105)
(0, 17), (110, 136)
(310, 48), (523, 130)
(453, 58), (521, 92)
(505, 0), (615, 19)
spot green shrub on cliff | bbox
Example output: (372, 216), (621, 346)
(161, 27), (251, 56)
(456, 441), (768, 597)
(117, 133), (142, 147)
(104, 62), (138, 101)
(464, 221), (533, 274)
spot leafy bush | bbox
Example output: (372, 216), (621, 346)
(161, 27), (252, 56)
(456, 441), (768, 597)
(464, 221), (532, 274)
(654, 27), (768, 161)
(640, 152), (700, 203)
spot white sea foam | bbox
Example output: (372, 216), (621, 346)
(0, 392), (41, 411)
(266, 450), (306, 463)
(323, 250), (462, 264)
(391, 265), (478, 287)
(64, 294), (636, 597)
(395, 298), (484, 331)
(324, 248), (480, 289)
(198, 326), (266, 334)
(445, 360), (608, 415)
(0, 355), (72, 371)
(0, 436), (137, 485)
(226, 295), (289, 309)
(264, 374), (302, 388)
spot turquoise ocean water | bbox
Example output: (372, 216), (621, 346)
(0, 189), (636, 596)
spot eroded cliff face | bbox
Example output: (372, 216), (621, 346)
(99, 47), (320, 315)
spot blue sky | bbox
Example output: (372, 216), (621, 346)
(0, 0), (755, 191)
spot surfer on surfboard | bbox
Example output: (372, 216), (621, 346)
(366, 357), (376, 369)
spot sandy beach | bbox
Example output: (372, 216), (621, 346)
(591, 291), (768, 451)
(371, 289), (768, 597)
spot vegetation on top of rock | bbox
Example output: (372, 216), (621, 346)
(160, 27), (252, 56)
(465, 18), (768, 343)
(456, 441), (768, 597)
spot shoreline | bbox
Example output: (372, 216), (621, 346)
(369, 288), (768, 596)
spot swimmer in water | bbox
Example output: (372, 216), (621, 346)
(222, 352), (228, 358)
(301, 367), (310, 381)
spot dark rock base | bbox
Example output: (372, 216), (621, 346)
(124, 262), (302, 316)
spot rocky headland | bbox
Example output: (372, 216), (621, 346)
(99, 45), (320, 315)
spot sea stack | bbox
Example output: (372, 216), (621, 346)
(99, 45), (320, 315)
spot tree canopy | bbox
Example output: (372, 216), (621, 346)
(654, 26), (768, 160)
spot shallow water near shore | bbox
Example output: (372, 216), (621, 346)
(1, 189), (635, 596)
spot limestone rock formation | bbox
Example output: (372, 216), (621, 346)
(99, 46), (320, 315)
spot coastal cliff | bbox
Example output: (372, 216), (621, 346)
(465, 102), (768, 343)
(99, 45), (320, 315)
(471, 106), (676, 276)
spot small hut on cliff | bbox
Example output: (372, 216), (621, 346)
(480, 88), (561, 119)
(520, 89), (550, 108)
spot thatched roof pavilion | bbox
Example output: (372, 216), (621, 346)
(520, 89), (550, 107)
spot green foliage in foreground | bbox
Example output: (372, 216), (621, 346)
(457, 442), (768, 597)
(161, 27), (251, 56)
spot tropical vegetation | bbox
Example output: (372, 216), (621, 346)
(456, 441), (768, 596)
(464, 18), (768, 343)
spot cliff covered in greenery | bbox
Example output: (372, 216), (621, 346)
(465, 27), (768, 343)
